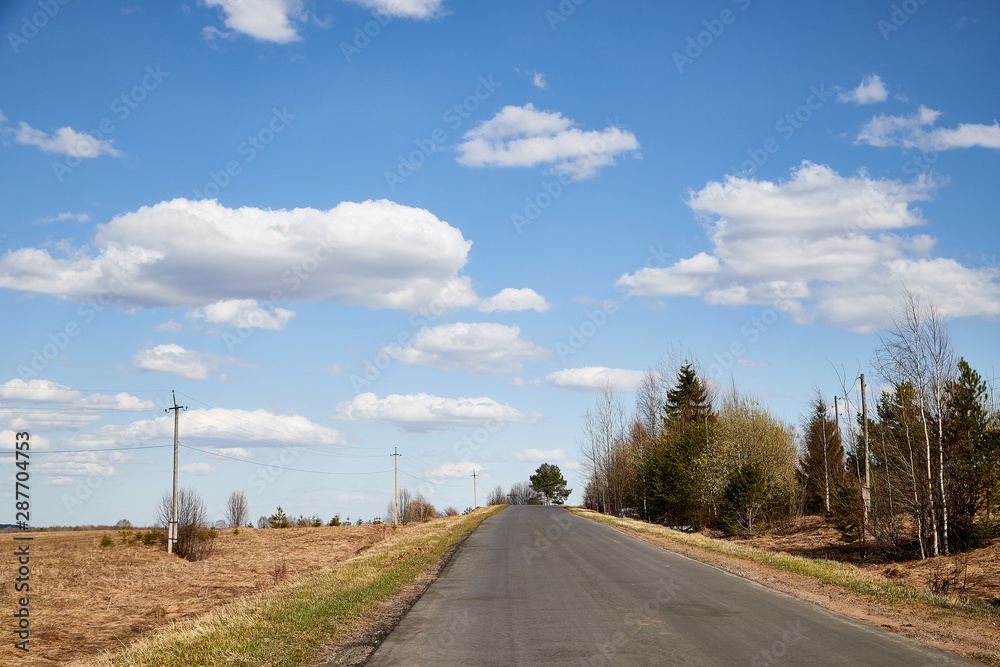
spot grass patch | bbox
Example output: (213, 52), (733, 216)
(570, 507), (1000, 621)
(88, 507), (503, 666)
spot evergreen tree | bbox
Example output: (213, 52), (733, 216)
(643, 424), (706, 525)
(663, 363), (711, 435)
(799, 391), (846, 514)
(530, 463), (572, 505)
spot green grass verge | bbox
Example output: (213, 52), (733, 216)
(569, 507), (1000, 621)
(90, 507), (504, 667)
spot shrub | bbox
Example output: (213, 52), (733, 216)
(100, 534), (113, 549)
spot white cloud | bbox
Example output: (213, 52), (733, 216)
(456, 103), (640, 180)
(0, 198), (503, 315)
(616, 161), (1000, 331)
(512, 447), (565, 462)
(477, 287), (550, 313)
(320, 363), (343, 375)
(180, 462), (216, 475)
(857, 105), (1000, 150)
(426, 460), (479, 479)
(334, 392), (541, 432)
(0, 379), (155, 432)
(341, 0), (446, 19)
(838, 74), (888, 105)
(203, 0), (304, 43)
(35, 211), (92, 224)
(382, 322), (550, 374)
(532, 71), (547, 90)
(189, 299), (296, 330)
(132, 344), (250, 381)
(68, 407), (346, 449)
(156, 319), (184, 332)
(539, 367), (647, 392)
(13, 121), (121, 158)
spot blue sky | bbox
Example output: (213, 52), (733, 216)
(1, 0), (998, 527)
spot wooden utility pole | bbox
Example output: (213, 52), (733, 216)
(391, 448), (400, 525)
(860, 375), (871, 558)
(165, 391), (187, 555)
(470, 468), (479, 508)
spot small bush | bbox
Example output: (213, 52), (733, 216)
(100, 534), (114, 549)
(137, 530), (161, 546)
(118, 528), (137, 546)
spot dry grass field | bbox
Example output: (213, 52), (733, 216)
(1, 524), (399, 665)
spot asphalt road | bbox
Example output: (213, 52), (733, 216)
(365, 506), (975, 666)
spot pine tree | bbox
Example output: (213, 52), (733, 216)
(663, 363), (711, 434)
(799, 391), (846, 514)
(530, 463), (572, 505)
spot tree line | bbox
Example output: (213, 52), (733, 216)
(580, 292), (999, 560)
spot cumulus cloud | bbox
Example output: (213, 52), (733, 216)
(425, 460), (479, 479)
(857, 106), (1000, 150)
(838, 74), (888, 105)
(132, 344), (251, 381)
(382, 322), (550, 374)
(12, 121), (121, 158)
(512, 447), (565, 462)
(0, 379), (155, 432)
(456, 103), (640, 180)
(616, 161), (1000, 331)
(341, 0), (446, 19)
(203, 0), (304, 43)
(188, 299), (296, 330)
(0, 198), (513, 315)
(68, 407), (346, 449)
(477, 287), (550, 313)
(334, 392), (541, 432)
(534, 366), (647, 392)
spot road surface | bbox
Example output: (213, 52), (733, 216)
(366, 506), (974, 666)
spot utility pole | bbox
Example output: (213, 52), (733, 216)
(470, 468), (479, 509)
(391, 448), (400, 525)
(165, 391), (187, 555)
(860, 374), (871, 558)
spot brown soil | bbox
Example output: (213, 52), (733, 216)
(604, 516), (1000, 666)
(1, 525), (395, 666)
(731, 515), (1000, 605)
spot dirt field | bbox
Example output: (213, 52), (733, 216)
(1, 525), (397, 665)
(729, 515), (1000, 605)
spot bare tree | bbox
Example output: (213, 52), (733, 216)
(485, 485), (507, 505)
(155, 487), (214, 561)
(507, 481), (539, 505)
(875, 289), (954, 556)
(225, 490), (250, 529)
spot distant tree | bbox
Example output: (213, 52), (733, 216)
(486, 485), (507, 505)
(214, 519), (227, 530)
(723, 462), (772, 535)
(355, 517), (364, 525)
(257, 515), (269, 529)
(507, 481), (539, 505)
(155, 487), (214, 561)
(443, 506), (459, 517)
(114, 519), (132, 529)
(225, 490), (250, 529)
(328, 514), (341, 526)
(530, 463), (571, 505)
(296, 515), (310, 527)
(268, 506), (290, 529)
(799, 391), (846, 514)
